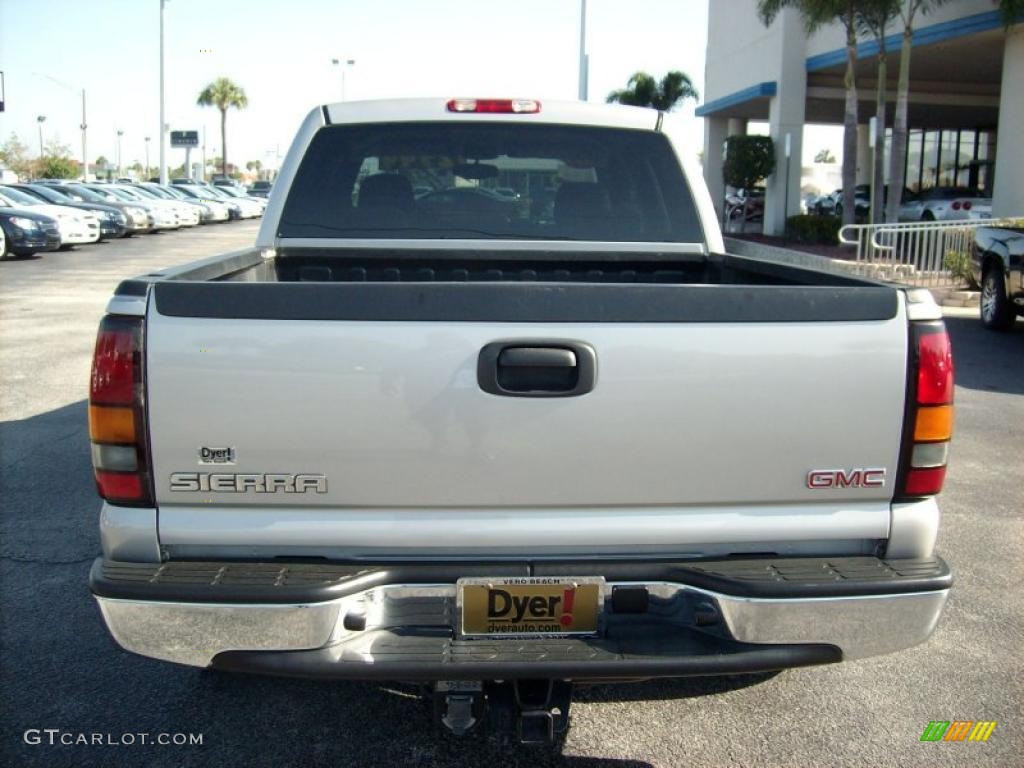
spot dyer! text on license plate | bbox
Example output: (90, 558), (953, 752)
(458, 577), (603, 637)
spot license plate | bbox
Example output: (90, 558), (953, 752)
(457, 577), (603, 637)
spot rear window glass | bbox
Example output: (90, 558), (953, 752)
(279, 122), (703, 242)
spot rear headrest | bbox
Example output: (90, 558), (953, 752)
(554, 182), (610, 223)
(358, 173), (413, 211)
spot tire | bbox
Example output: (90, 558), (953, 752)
(922, 210), (935, 222)
(981, 266), (1016, 331)
(835, 203), (842, 218)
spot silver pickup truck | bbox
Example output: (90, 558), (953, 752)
(88, 98), (954, 744)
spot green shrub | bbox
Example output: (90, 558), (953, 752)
(944, 250), (978, 289)
(785, 215), (841, 245)
(723, 135), (775, 190)
(36, 155), (80, 179)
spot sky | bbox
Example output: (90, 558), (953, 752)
(0, 0), (732, 173)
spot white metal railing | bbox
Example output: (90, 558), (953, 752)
(838, 218), (1023, 287)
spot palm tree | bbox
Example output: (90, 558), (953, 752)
(858, 1), (900, 223)
(606, 71), (699, 111)
(197, 78), (248, 177)
(884, 1), (947, 222)
(885, 0), (1021, 222)
(759, 1), (863, 226)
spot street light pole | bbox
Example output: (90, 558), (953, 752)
(117, 130), (124, 177)
(331, 58), (355, 101)
(578, 0), (588, 101)
(159, 0), (167, 184)
(31, 74), (88, 179)
(36, 115), (46, 157)
(80, 90), (88, 181)
(145, 136), (151, 179)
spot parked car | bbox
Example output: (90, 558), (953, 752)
(156, 184), (232, 222)
(247, 180), (273, 198)
(810, 187), (869, 219)
(973, 225), (1024, 330)
(7, 183), (128, 239)
(211, 176), (243, 189)
(201, 183), (263, 218)
(37, 182), (153, 235)
(82, 184), (178, 231)
(810, 190), (838, 216)
(134, 183), (222, 223)
(900, 187), (993, 222)
(171, 183), (242, 220)
(0, 204), (61, 257)
(118, 184), (201, 227)
(725, 187), (764, 222)
(0, 186), (100, 248)
(88, 97), (954, 747)
(212, 184), (268, 215)
(833, 187), (870, 219)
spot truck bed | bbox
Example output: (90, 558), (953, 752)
(120, 246), (898, 324)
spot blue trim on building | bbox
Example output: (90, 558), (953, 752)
(695, 81), (777, 117)
(805, 10), (1005, 72)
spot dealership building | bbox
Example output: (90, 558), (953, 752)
(698, 0), (1024, 234)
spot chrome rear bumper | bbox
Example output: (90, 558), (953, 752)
(93, 557), (950, 673)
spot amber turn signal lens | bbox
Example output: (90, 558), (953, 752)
(88, 405), (136, 443)
(914, 405), (953, 442)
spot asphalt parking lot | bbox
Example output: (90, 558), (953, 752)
(0, 224), (1021, 767)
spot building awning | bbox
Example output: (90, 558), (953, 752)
(695, 81), (776, 119)
(805, 10), (1007, 72)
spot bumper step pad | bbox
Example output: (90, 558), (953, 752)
(211, 624), (840, 681)
(91, 555), (952, 603)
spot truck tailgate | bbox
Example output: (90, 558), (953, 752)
(146, 301), (908, 557)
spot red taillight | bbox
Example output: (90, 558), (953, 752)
(904, 467), (947, 496)
(951, 201), (961, 211)
(917, 328), (954, 404)
(446, 98), (541, 114)
(89, 315), (152, 506)
(90, 326), (137, 404)
(898, 322), (953, 500)
(95, 471), (144, 503)
(963, 200), (972, 211)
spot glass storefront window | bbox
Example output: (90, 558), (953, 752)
(906, 129), (923, 193)
(921, 130), (939, 189)
(896, 128), (995, 193)
(956, 130), (976, 187)
(976, 132), (994, 192)
(938, 131), (958, 186)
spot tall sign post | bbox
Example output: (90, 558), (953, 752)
(80, 90), (88, 181)
(784, 132), (792, 221)
(170, 130), (199, 180)
(159, 0), (168, 183)
(578, 0), (588, 100)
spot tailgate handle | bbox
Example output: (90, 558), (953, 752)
(478, 341), (597, 397)
(498, 347), (576, 368)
